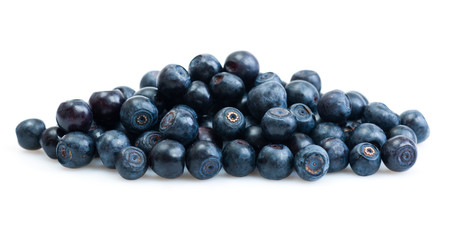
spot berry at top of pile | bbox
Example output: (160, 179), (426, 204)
(16, 50), (430, 182)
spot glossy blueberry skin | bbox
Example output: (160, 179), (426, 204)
(16, 118), (45, 150)
(381, 136), (417, 172)
(285, 132), (313, 156)
(197, 127), (222, 148)
(346, 91), (368, 120)
(183, 81), (213, 115)
(158, 64), (191, 100)
(149, 139), (185, 179)
(317, 90), (351, 123)
(56, 99), (93, 132)
(400, 110), (430, 143)
(291, 70), (322, 93)
(210, 72), (245, 106)
(134, 87), (159, 107)
(257, 144), (294, 180)
(188, 54), (222, 84)
(285, 80), (320, 113)
(319, 138), (349, 173)
(247, 81), (287, 120)
(89, 90), (125, 128)
(261, 107), (297, 142)
(114, 86), (135, 100)
(222, 139), (256, 177)
(289, 103), (317, 134)
(186, 141), (222, 180)
(349, 143), (381, 176)
(115, 146), (148, 180)
(97, 130), (131, 169)
(40, 126), (62, 159)
(120, 96), (159, 134)
(348, 123), (386, 149)
(224, 50), (260, 89)
(213, 107), (246, 140)
(388, 125), (418, 143)
(294, 144), (329, 181)
(56, 132), (95, 168)
(363, 102), (400, 132)
(254, 72), (282, 87)
(310, 122), (345, 144)
(159, 107), (198, 146)
(134, 130), (163, 155)
(244, 125), (269, 153)
(173, 104), (198, 120)
(140, 70), (159, 88)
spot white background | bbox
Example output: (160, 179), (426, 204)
(1, 0), (469, 239)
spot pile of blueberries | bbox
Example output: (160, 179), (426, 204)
(15, 51), (430, 181)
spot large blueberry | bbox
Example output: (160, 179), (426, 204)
(186, 141), (222, 180)
(381, 136), (417, 172)
(222, 139), (256, 177)
(261, 107), (296, 142)
(120, 96), (159, 134)
(285, 80), (320, 113)
(56, 99), (93, 132)
(140, 70), (159, 88)
(16, 118), (45, 150)
(294, 144), (329, 181)
(134, 130), (163, 155)
(183, 81), (212, 115)
(319, 138), (349, 173)
(257, 144), (293, 180)
(317, 90), (351, 123)
(291, 70), (322, 93)
(158, 64), (191, 101)
(347, 123), (386, 149)
(388, 125), (418, 143)
(149, 139), (186, 179)
(159, 107), (198, 146)
(40, 126), (62, 159)
(346, 91), (368, 120)
(400, 110), (430, 143)
(210, 72), (245, 106)
(213, 107), (246, 140)
(363, 102), (400, 132)
(247, 81), (287, 120)
(134, 87), (159, 107)
(254, 72), (282, 87)
(289, 103), (316, 134)
(116, 146), (148, 180)
(56, 132), (95, 168)
(97, 130), (131, 169)
(89, 90), (125, 128)
(224, 50), (259, 89)
(310, 122), (345, 144)
(188, 54), (222, 84)
(349, 142), (381, 176)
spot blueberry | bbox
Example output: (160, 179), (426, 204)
(342, 120), (361, 143)
(349, 142), (381, 176)
(294, 144), (329, 181)
(158, 64), (191, 102)
(16, 118), (46, 150)
(188, 54), (222, 84)
(134, 87), (159, 107)
(114, 86), (135, 100)
(115, 146), (148, 180)
(261, 107), (296, 142)
(89, 90), (125, 128)
(388, 125), (418, 143)
(56, 99), (93, 132)
(159, 107), (198, 146)
(56, 132), (95, 168)
(400, 110), (430, 143)
(148, 139), (185, 179)
(96, 130), (131, 169)
(224, 50), (260, 89)
(285, 80), (320, 113)
(346, 91), (368, 120)
(310, 122), (345, 144)
(197, 127), (222, 148)
(317, 90), (351, 123)
(173, 104), (198, 120)
(186, 141), (222, 180)
(347, 123), (386, 149)
(222, 139), (256, 177)
(120, 96), (159, 134)
(210, 72), (245, 106)
(183, 81), (213, 115)
(363, 102), (400, 132)
(213, 107), (246, 140)
(285, 132), (313, 156)
(381, 136), (417, 172)
(291, 70), (322, 93)
(319, 138), (349, 173)
(247, 81), (287, 120)
(244, 125), (269, 153)
(40, 126), (62, 159)
(134, 130), (163, 155)
(140, 70), (159, 88)
(289, 103), (317, 134)
(257, 144), (293, 180)
(254, 72), (282, 87)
